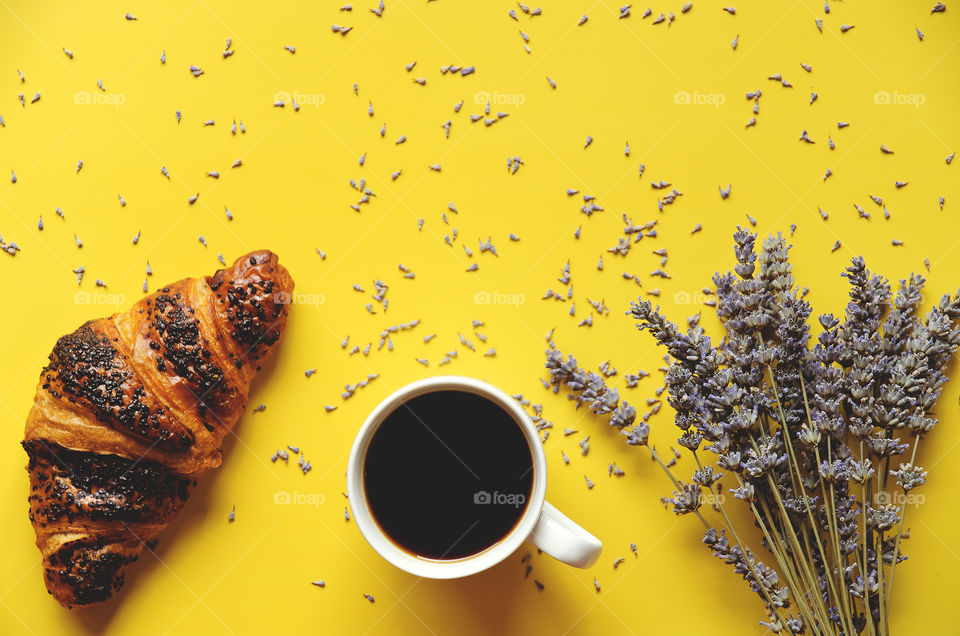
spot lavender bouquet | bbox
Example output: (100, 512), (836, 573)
(546, 228), (960, 635)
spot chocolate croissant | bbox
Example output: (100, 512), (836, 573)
(22, 250), (294, 608)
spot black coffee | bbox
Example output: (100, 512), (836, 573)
(363, 389), (534, 560)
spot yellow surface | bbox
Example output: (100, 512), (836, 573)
(1, 1), (958, 634)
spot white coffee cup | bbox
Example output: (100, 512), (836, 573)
(346, 375), (602, 579)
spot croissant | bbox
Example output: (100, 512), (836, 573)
(22, 250), (294, 608)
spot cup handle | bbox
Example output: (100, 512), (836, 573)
(528, 501), (602, 568)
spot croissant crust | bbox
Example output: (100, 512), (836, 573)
(23, 250), (294, 608)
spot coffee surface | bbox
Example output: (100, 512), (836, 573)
(363, 389), (534, 560)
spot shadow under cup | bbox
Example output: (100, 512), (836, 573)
(362, 388), (535, 562)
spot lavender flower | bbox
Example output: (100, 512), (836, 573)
(541, 227), (960, 634)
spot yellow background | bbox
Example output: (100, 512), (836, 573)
(1, 1), (958, 634)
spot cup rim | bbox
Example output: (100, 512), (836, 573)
(346, 375), (548, 579)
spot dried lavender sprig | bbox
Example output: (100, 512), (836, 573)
(830, 265), (960, 620)
(628, 229), (947, 634)
(545, 348), (640, 437)
(704, 528), (791, 616)
(754, 244), (857, 635)
(718, 236), (956, 631)
(727, 231), (855, 632)
(883, 289), (960, 604)
(544, 346), (709, 532)
(631, 293), (832, 630)
(536, 224), (960, 633)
